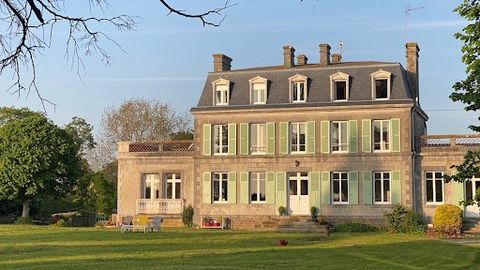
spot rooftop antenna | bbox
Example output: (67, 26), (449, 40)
(404, 4), (424, 43)
(338, 40), (344, 56)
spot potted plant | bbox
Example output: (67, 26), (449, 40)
(278, 206), (287, 216)
(310, 206), (318, 222)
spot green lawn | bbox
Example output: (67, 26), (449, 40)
(0, 225), (478, 270)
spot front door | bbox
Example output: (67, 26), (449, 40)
(465, 179), (480, 218)
(288, 172), (309, 215)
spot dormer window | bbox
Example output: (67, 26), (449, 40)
(288, 74), (308, 103)
(212, 78), (230, 106)
(371, 70), (392, 100)
(249, 76), (268, 105)
(329, 72), (350, 101)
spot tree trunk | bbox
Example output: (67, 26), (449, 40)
(21, 200), (30, 219)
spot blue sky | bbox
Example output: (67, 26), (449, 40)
(0, 0), (474, 135)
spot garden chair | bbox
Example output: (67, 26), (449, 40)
(149, 216), (163, 232)
(133, 215), (149, 233)
(120, 215), (133, 234)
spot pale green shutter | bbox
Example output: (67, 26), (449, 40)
(202, 124), (211, 156)
(265, 171), (276, 204)
(391, 118), (400, 152)
(321, 171), (331, 205)
(306, 121), (316, 154)
(266, 122), (275, 155)
(320, 121), (330, 154)
(349, 171), (358, 204)
(452, 181), (464, 206)
(239, 123), (249, 155)
(228, 172), (237, 204)
(275, 172), (287, 208)
(363, 171), (373, 205)
(361, 119), (371, 153)
(240, 172), (249, 204)
(391, 171), (401, 204)
(228, 123), (237, 155)
(279, 122), (289, 155)
(348, 120), (358, 153)
(309, 171), (321, 210)
(202, 172), (211, 204)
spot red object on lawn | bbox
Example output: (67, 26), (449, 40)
(276, 240), (288, 246)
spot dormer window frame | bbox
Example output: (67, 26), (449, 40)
(249, 76), (268, 105)
(288, 74), (308, 103)
(329, 71), (350, 102)
(212, 78), (230, 106)
(371, 70), (392, 100)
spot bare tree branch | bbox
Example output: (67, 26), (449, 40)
(158, 0), (235, 27)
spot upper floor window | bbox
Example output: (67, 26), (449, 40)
(426, 171), (444, 204)
(213, 124), (228, 154)
(331, 121), (349, 153)
(249, 76), (268, 105)
(373, 120), (390, 151)
(250, 172), (266, 203)
(332, 172), (349, 204)
(212, 78), (230, 106)
(288, 74), (308, 103)
(143, 174), (160, 200)
(250, 123), (266, 154)
(164, 173), (181, 199)
(329, 72), (350, 101)
(212, 172), (228, 203)
(371, 70), (392, 100)
(290, 122), (306, 153)
(374, 172), (390, 204)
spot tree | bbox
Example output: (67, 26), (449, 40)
(0, 110), (81, 218)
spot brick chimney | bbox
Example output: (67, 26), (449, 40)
(283, 46), (295, 68)
(297, 54), (308, 65)
(331, 53), (342, 64)
(319, 44), (331, 66)
(406, 42), (420, 103)
(213, 54), (232, 72)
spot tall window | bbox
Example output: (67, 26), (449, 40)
(375, 79), (388, 99)
(426, 171), (444, 203)
(250, 172), (266, 203)
(212, 172), (228, 202)
(250, 123), (266, 154)
(164, 173), (181, 199)
(252, 83), (267, 104)
(334, 81), (347, 101)
(331, 121), (348, 152)
(371, 70), (391, 100)
(373, 120), (390, 151)
(291, 81), (306, 102)
(332, 172), (349, 203)
(290, 122), (306, 153)
(144, 174), (160, 199)
(374, 172), (390, 203)
(213, 124), (228, 154)
(214, 84), (229, 105)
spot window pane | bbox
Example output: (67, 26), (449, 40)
(166, 182), (173, 199)
(341, 179), (348, 202)
(466, 181), (473, 201)
(331, 123), (339, 151)
(333, 179), (340, 202)
(435, 180), (443, 202)
(374, 180), (381, 202)
(426, 172), (433, 179)
(222, 177), (228, 201)
(259, 174), (266, 201)
(335, 81), (347, 100)
(373, 121), (381, 150)
(301, 180), (308, 195)
(213, 179), (219, 201)
(340, 122), (348, 151)
(383, 121), (389, 150)
(292, 83), (298, 101)
(289, 180), (297, 195)
(299, 82), (305, 100)
(145, 186), (151, 199)
(250, 174), (258, 201)
(426, 180), (433, 202)
(291, 124), (298, 152)
(375, 79), (388, 98)
(435, 172), (443, 179)
(250, 124), (258, 153)
(383, 179), (390, 202)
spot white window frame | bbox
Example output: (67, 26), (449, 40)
(332, 172), (349, 204)
(250, 123), (266, 154)
(329, 72), (350, 101)
(370, 70), (392, 100)
(212, 172), (228, 203)
(425, 171), (444, 205)
(288, 74), (308, 103)
(373, 120), (390, 152)
(290, 122), (306, 153)
(250, 172), (266, 203)
(213, 124), (229, 155)
(331, 121), (349, 153)
(164, 173), (182, 200)
(374, 172), (391, 204)
(212, 78), (230, 106)
(249, 76), (268, 105)
(144, 173), (161, 200)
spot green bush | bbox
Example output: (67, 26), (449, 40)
(15, 217), (33, 224)
(332, 222), (379, 233)
(278, 206), (287, 216)
(384, 204), (425, 233)
(433, 204), (463, 231)
(182, 205), (194, 228)
(54, 218), (67, 227)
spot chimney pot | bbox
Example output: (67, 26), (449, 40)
(331, 53), (342, 64)
(319, 44), (331, 66)
(297, 54), (308, 65)
(213, 54), (232, 72)
(406, 42), (420, 103)
(283, 46), (295, 68)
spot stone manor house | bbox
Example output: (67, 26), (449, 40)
(117, 42), (480, 229)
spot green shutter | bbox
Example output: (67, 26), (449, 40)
(240, 172), (249, 204)
(239, 123), (249, 155)
(202, 172), (211, 204)
(309, 171), (321, 210)
(391, 171), (401, 204)
(349, 171), (358, 204)
(321, 171), (331, 205)
(275, 172), (287, 208)
(279, 122), (289, 155)
(202, 124), (211, 156)
(348, 120), (358, 153)
(228, 123), (237, 155)
(266, 122), (275, 155)
(306, 121), (316, 154)
(391, 118), (400, 152)
(363, 171), (373, 205)
(362, 119), (371, 153)
(452, 181), (464, 206)
(320, 121), (330, 154)
(228, 172), (237, 204)
(265, 171), (276, 205)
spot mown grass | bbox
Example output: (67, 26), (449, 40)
(0, 225), (478, 270)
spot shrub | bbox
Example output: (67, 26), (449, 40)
(332, 222), (379, 233)
(278, 206), (287, 216)
(15, 217), (33, 224)
(182, 205), (194, 228)
(310, 206), (318, 216)
(433, 204), (463, 232)
(384, 204), (425, 234)
(54, 218), (67, 227)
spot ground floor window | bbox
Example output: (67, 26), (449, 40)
(332, 172), (348, 204)
(426, 171), (443, 203)
(144, 174), (160, 199)
(164, 173), (181, 199)
(374, 172), (390, 203)
(250, 172), (266, 203)
(212, 172), (228, 202)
